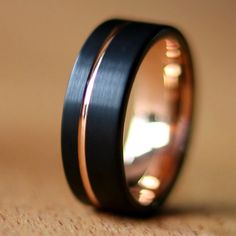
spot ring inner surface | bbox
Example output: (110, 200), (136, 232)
(123, 35), (193, 206)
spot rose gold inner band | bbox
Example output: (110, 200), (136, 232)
(123, 36), (193, 206)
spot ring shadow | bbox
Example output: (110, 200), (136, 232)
(94, 203), (236, 221)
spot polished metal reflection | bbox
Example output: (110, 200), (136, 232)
(123, 36), (193, 206)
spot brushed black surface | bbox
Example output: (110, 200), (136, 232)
(61, 19), (125, 203)
(86, 22), (162, 213)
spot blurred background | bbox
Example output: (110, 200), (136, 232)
(0, 0), (235, 216)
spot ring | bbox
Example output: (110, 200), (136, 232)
(61, 19), (194, 214)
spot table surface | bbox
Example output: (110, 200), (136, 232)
(0, 153), (235, 236)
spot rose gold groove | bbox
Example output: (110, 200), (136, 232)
(78, 26), (124, 207)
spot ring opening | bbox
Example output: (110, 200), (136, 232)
(123, 34), (193, 206)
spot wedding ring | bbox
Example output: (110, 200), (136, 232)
(61, 19), (194, 214)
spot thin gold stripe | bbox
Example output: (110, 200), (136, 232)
(78, 26), (123, 207)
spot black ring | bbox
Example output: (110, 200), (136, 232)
(61, 19), (194, 214)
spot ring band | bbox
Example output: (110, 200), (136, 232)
(61, 19), (194, 214)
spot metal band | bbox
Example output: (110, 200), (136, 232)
(62, 19), (194, 214)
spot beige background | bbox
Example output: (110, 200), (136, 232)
(0, 0), (235, 235)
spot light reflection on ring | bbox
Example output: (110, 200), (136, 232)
(123, 35), (192, 206)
